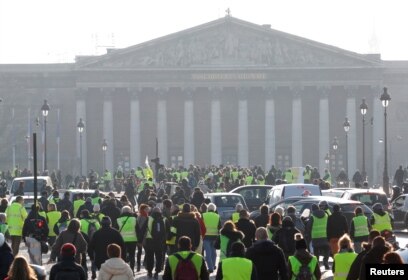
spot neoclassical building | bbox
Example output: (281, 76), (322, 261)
(1, 16), (408, 184)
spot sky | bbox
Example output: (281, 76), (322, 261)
(0, 0), (407, 64)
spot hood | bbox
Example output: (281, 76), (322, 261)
(252, 240), (278, 253)
(312, 209), (326, 218)
(100, 258), (130, 275)
(151, 212), (163, 219)
(282, 218), (295, 228)
(220, 228), (245, 240)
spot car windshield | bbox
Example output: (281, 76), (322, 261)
(214, 196), (245, 208)
(351, 193), (388, 206)
(11, 179), (47, 193)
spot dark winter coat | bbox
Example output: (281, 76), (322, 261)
(327, 210), (349, 239)
(89, 225), (125, 269)
(22, 211), (49, 242)
(214, 228), (245, 258)
(246, 240), (288, 280)
(359, 244), (391, 280)
(288, 249), (321, 280)
(100, 204), (121, 229)
(0, 242), (13, 280)
(172, 212), (201, 250)
(347, 244), (371, 280)
(76, 201), (94, 218)
(254, 213), (269, 228)
(50, 230), (87, 264)
(273, 218), (300, 258)
(235, 218), (257, 248)
(57, 197), (73, 213)
(49, 256), (86, 280)
(190, 191), (205, 209)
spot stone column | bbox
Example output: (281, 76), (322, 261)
(76, 89), (87, 176)
(372, 85), (382, 184)
(346, 88), (357, 178)
(211, 90), (222, 165)
(103, 89), (114, 172)
(238, 89), (249, 167)
(319, 88), (330, 174)
(265, 88), (276, 170)
(130, 89), (141, 168)
(157, 89), (168, 166)
(184, 89), (195, 166)
(292, 89), (303, 167)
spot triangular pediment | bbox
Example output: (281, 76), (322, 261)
(77, 16), (381, 69)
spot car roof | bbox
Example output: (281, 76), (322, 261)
(343, 188), (386, 194)
(205, 192), (244, 197)
(295, 196), (363, 204)
(229, 185), (273, 192)
(277, 183), (320, 187)
(12, 176), (50, 180)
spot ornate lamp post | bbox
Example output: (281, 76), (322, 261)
(360, 99), (368, 181)
(380, 87), (391, 196)
(77, 118), (85, 177)
(41, 100), (50, 171)
(332, 136), (338, 175)
(102, 139), (108, 171)
(343, 117), (350, 180)
(324, 153), (330, 170)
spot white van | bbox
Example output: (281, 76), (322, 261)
(10, 176), (53, 197)
(268, 183), (322, 205)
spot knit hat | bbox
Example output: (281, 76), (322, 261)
(101, 216), (112, 226)
(60, 243), (76, 257)
(295, 233), (307, 250)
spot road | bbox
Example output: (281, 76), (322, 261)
(15, 233), (407, 280)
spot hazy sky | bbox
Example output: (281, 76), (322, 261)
(0, 0), (407, 63)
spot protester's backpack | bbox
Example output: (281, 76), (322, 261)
(295, 261), (313, 280)
(54, 267), (81, 280)
(150, 218), (165, 241)
(87, 220), (97, 240)
(174, 253), (198, 280)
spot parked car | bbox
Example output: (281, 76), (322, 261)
(10, 176), (53, 197)
(229, 185), (274, 211)
(391, 194), (408, 228)
(249, 196), (314, 219)
(322, 188), (350, 198)
(9, 195), (41, 213)
(341, 188), (391, 212)
(49, 189), (105, 202)
(204, 192), (248, 223)
(267, 183), (322, 205)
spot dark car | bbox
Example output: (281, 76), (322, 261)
(341, 189), (390, 212)
(229, 185), (274, 211)
(391, 194), (408, 228)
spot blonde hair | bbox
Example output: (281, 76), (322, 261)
(7, 256), (37, 280)
(338, 233), (353, 250)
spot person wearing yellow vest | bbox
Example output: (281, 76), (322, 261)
(303, 165), (312, 184)
(72, 193), (85, 219)
(323, 169), (332, 185)
(102, 169), (112, 191)
(350, 206), (370, 253)
(5, 195), (27, 256)
(216, 241), (258, 280)
(288, 233), (321, 280)
(283, 169), (294, 184)
(163, 235), (209, 280)
(370, 203), (393, 233)
(91, 204), (105, 223)
(48, 190), (61, 208)
(202, 203), (221, 273)
(332, 234), (357, 280)
(0, 213), (10, 239)
(214, 221), (244, 262)
(231, 203), (243, 223)
(80, 209), (101, 278)
(116, 206), (138, 273)
(46, 203), (61, 246)
(306, 203), (330, 270)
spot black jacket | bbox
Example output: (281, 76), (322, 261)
(327, 211), (349, 239)
(57, 197), (73, 213)
(347, 244), (371, 280)
(246, 240), (288, 280)
(273, 218), (300, 258)
(76, 201), (94, 218)
(22, 211), (49, 242)
(100, 204), (121, 229)
(254, 213), (269, 228)
(359, 245), (391, 280)
(89, 225), (125, 269)
(235, 218), (256, 248)
(0, 242), (13, 280)
(49, 257), (86, 280)
(172, 212), (201, 250)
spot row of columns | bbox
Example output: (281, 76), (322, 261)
(75, 87), (381, 178)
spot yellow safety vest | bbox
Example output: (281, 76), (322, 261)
(80, 218), (101, 236)
(352, 215), (369, 237)
(202, 212), (220, 236)
(73, 199), (85, 217)
(168, 251), (202, 280)
(5, 202), (28, 236)
(311, 214), (328, 239)
(372, 213), (392, 232)
(289, 256), (318, 280)
(232, 212), (240, 223)
(284, 171), (293, 183)
(222, 257), (253, 280)
(117, 216), (138, 242)
(333, 251), (357, 280)
(46, 210), (61, 237)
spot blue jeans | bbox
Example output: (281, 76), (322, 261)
(203, 237), (217, 272)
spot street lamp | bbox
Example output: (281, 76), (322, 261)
(380, 87), (391, 196)
(332, 136), (338, 175)
(77, 118), (85, 177)
(102, 139), (108, 171)
(324, 153), (330, 169)
(343, 117), (350, 180)
(360, 98), (368, 181)
(41, 100), (50, 171)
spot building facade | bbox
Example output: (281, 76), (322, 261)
(1, 16), (408, 184)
